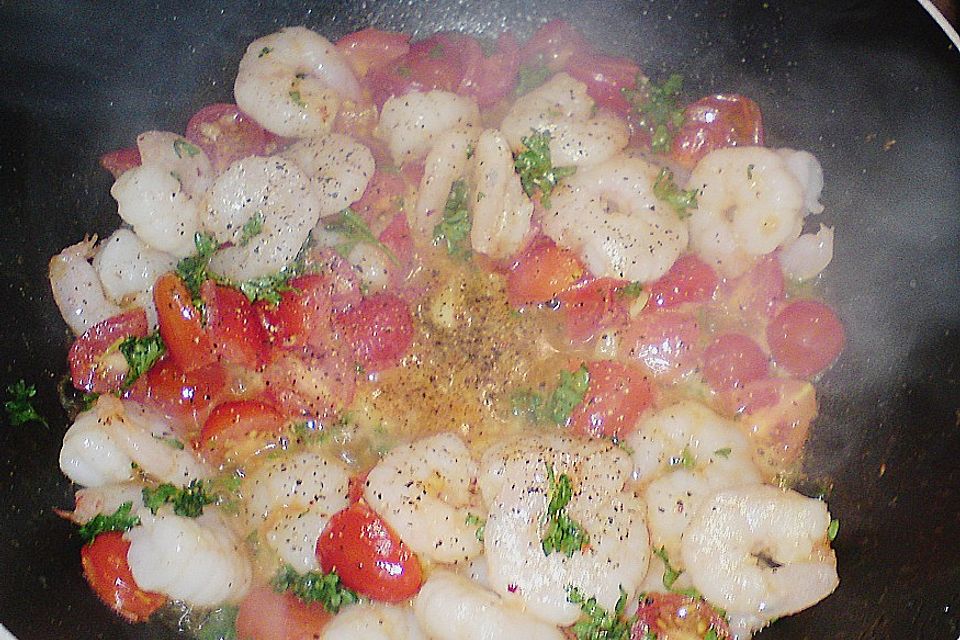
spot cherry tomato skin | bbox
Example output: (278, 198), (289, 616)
(336, 28), (411, 78)
(316, 503), (423, 602)
(570, 361), (655, 439)
(563, 51), (640, 116)
(702, 333), (769, 392)
(99, 147), (141, 179)
(365, 33), (466, 107)
(69, 308), (149, 393)
(557, 277), (630, 343)
(719, 255), (785, 323)
(334, 293), (414, 371)
(732, 377), (817, 474)
(259, 274), (360, 355)
(201, 281), (270, 369)
(196, 399), (284, 458)
(143, 356), (227, 424)
(460, 32), (521, 106)
(672, 94), (765, 169)
(154, 273), (216, 372)
(507, 240), (585, 307)
(647, 255), (719, 309)
(235, 584), (332, 640)
(634, 592), (731, 640)
(184, 103), (276, 173)
(767, 300), (845, 378)
(81, 532), (166, 623)
(621, 310), (702, 381)
(261, 350), (357, 421)
(519, 19), (591, 71)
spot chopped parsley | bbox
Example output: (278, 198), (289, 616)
(271, 564), (359, 614)
(653, 545), (682, 590)
(233, 269), (299, 306)
(514, 131), (576, 207)
(617, 281), (644, 299)
(516, 63), (552, 95)
(568, 586), (636, 640)
(673, 445), (696, 470)
(176, 232), (219, 302)
(465, 512), (485, 543)
(239, 211), (265, 246)
(713, 447), (732, 458)
(323, 207), (398, 264)
(512, 364), (590, 427)
(623, 73), (685, 153)
(77, 502), (141, 543)
(118, 332), (166, 389)
(652, 167), (698, 218)
(4, 379), (46, 426)
(428, 43), (445, 59)
(142, 479), (215, 518)
(827, 518), (839, 541)
(258, 46), (273, 58)
(196, 605), (238, 640)
(173, 138), (202, 159)
(541, 464), (590, 557)
(433, 180), (472, 260)
(289, 89), (306, 108)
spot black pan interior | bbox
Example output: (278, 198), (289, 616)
(1, 1), (959, 638)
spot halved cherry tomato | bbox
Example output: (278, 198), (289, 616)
(81, 532), (165, 623)
(507, 239), (585, 307)
(262, 350), (357, 421)
(732, 376), (817, 475)
(563, 51), (640, 116)
(258, 273), (360, 355)
(365, 33), (468, 107)
(633, 592), (731, 640)
(235, 584), (332, 640)
(621, 309), (702, 381)
(69, 308), (148, 394)
(316, 502), (423, 602)
(519, 19), (591, 72)
(154, 273), (216, 372)
(99, 147), (141, 179)
(201, 281), (269, 369)
(702, 333), (769, 392)
(767, 299), (845, 378)
(459, 32), (521, 106)
(184, 103), (277, 173)
(336, 28), (411, 79)
(718, 255), (785, 325)
(557, 277), (630, 343)
(647, 254), (719, 309)
(672, 94), (765, 169)
(196, 399), (284, 461)
(334, 293), (414, 371)
(570, 361), (654, 439)
(142, 356), (227, 424)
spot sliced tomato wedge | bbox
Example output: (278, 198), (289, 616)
(141, 356), (227, 425)
(507, 239), (585, 307)
(647, 254), (719, 309)
(196, 399), (284, 461)
(201, 281), (269, 369)
(672, 93), (765, 169)
(316, 502), (423, 602)
(519, 19), (591, 72)
(258, 273), (360, 356)
(563, 51), (640, 116)
(184, 103), (277, 173)
(364, 32), (468, 107)
(154, 273), (216, 372)
(633, 592), (731, 640)
(336, 28), (411, 79)
(334, 293), (414, 372)
(81, 532), (165, 623)
(767, 299), (845, 378)
(732, 377), (817, 475)
(99, 147), (141, 179)
(235, 584), (332, 640)
(570, 361), (654, 439)
(717, 254), (785, 326)
(69, 308), (148, 394)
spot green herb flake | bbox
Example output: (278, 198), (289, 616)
(396, 65), (412, 78)
(704, 629), (719, 640)
(173, 138), (202, 159)
(674, 445), (696, 470)
(747, 163), (755, 180)
(653, 545), (682, 590)
(652, 167), (698, 218)
(196, 605), (239, 640)
(514, 131), (576, 208)
(827, 518), (839, 541)
(118, 332), (166, 389)
(428, 43), (445, 59)
(153, 435), (185, 450)
(541, 464), (590, 557)
(433, 180), (473, 260)
(623, 73), (685, 154)
(239, 211), (265, 246)
(4, 379), (46, 426)
(175, 232), (219, 302)
(465, 512), (486, 542)
(544, 364), (590, 426)
(617, 281), (644, 299)
(323, 207), (399, 265)
(258, 46), (273, 58)
(713, 447), (732, 458)
(510, 389), (544, 422)
(567, 586), (636, 640)
(515, 63), (552, 95)
(271, 564), (359, 614)
(142, 479), (215, 518)
(232, 265), (302, 306)
(289, 90), (306, 108)
(77, 502), (141, 544)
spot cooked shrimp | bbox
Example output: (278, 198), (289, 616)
(93, 228), (177, 326)
(681, 484), (839, 622)
(202, 155), (321, 282)
(778, 223), (834, 282)
(324, 602), (427, 640)
(414, 570), (565, 640)
(65, 481), (145, 525)
(111, 164), (202, 258)
(243, 452), (349, 572)
(478, 433), (649, 626)
(126, 507), (251, 607)
(412, 127), (478, 236)
(627, 401), (762, 562)
(500, 73), (629, 167)
(49, 237), (122, 335)
(60, 395), (210, 488)
(686, 147), (806, 278)
(468, 128), (534, 260)
(377, 90), (480, 165)
(543, 155), (689, 283)
(364, 433), (483, 564)
(234, 27), (361, 138)
(777, 148), (825, 216)
(136, 131), (214, 198)
(283, 133), (375, 218)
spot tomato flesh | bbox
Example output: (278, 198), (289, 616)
(196, 399), (284, 461)
(334, 293), (414, 371)
(81, 532), (165, 623)
(672, 93), (765, 169)
(69, 308), (148, 394)
(201, 281), (270, 369)
(184, 103), (277, 173)
(702, 333), (769, 392)
(647, 255), (719, 309)
(519, 19), (591, 72)
(316, 503), (423, 602)
(557, 277), (630, 343)
(563, 51), (639, 116)
(767, 299), (845, 377)
(507, 239), (585, 307)
(235, 584), (332, 640)
(336, 28), (411, 79)
(99, 147), (141, 179)
(142, 356), (227, 425)
(622, 310), (703, 381)
(154, 273), (216, 372)
(570, 361), (654, 439)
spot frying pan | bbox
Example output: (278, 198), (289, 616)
(1, 1), (958, 638)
